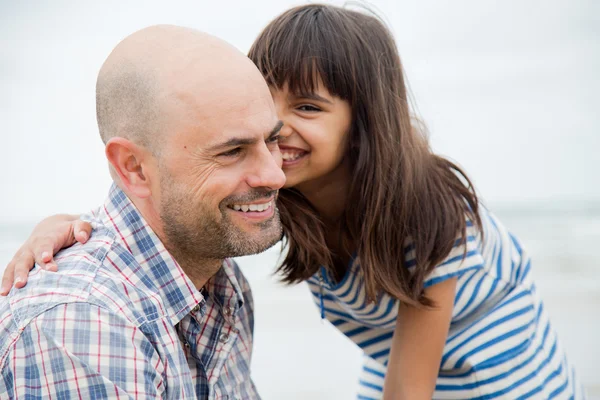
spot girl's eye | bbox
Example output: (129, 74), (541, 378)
(220, 148), (242, 157)
(297, 105), (321, 112)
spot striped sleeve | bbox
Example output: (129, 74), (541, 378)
(3, 302), (164, 399)
(420, 219), (485, 288)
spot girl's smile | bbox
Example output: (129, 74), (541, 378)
(278, 144), (310, 168)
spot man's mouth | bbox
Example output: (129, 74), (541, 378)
(228, 200), (273, 213)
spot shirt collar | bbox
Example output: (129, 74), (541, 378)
(94, 184), (244, 325)
(206, 258), (245, 314)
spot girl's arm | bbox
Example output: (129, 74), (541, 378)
(383, 277), (457, 400)
(1, 214), (92, 295)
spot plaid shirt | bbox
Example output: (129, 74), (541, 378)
(0, 184), (259, 399)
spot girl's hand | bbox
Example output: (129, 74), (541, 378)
(0, 214), (91, 295)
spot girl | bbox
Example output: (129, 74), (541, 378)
(3, 4), (584, 399)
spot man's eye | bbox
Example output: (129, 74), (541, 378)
(220, 148), (242, 157)
(297, 105), (321, 112)
(267, 134), (280, 144)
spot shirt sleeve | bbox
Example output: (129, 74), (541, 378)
(420, 219), (485, 288)
(2, 302), (164, 399)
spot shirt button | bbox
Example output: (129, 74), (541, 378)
(184, 341), (190, 348)
(192, 304), (200, 313)
(223, 306), (234, 316)
(219, 332), (229, 343)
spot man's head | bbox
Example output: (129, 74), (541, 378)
(97, 25), (285, 266)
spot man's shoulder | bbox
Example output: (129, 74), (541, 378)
(1, 229), (112, 325)
(0, 226), (167, 340)
(0, 299), (166, 399)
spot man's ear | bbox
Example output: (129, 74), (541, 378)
(105, 137), (154, 198)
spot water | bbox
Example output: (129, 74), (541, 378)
(1, 207), (599, 398)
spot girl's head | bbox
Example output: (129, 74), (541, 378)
(249, 4), (412, 191)
(249, 4), (481, 305)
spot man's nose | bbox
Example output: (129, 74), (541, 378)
(247, 146), (286, 190)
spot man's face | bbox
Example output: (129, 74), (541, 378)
(156, 71), (286, 262)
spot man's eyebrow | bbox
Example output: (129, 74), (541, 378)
(295, 92), (333, 104)
(208, 137), (256, 152)
(268, 121), (284, 139)
(208, 121), (283, 152)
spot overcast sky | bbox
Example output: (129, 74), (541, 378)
(1, 0), (598, 222)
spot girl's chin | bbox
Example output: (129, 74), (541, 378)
(282, 180), (298, 189)
(281, 172), (304, 189)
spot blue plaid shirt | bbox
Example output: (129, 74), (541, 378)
(0, 184), (259, 399)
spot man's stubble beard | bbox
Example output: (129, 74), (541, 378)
(159, 175), (283, 272)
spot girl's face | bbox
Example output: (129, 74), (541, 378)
(270, 81), (352, 190)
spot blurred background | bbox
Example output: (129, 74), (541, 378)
(1, 0), (598, 398)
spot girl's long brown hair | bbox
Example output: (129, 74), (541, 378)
(248, 4), (482, 306)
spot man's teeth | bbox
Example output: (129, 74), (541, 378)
(232, 201), (272, 212)
(282, 152), (304, 161)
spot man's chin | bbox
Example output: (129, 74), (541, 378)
(227, 224), (283, 257)
(219, 207), (282, 255)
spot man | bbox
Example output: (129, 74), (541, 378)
(0, 25), (285, 399)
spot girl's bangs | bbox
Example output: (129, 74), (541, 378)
(249, 7), (351, 100)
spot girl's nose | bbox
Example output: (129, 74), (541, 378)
(277, 122), (293, 141)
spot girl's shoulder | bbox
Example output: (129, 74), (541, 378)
(409, 206), (497, 288)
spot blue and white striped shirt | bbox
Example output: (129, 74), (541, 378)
(307, 207), (585, 399)
(0, 184), (258, 399)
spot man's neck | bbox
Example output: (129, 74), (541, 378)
(131, 195), (222, 291)
(169, 256), (223, 291)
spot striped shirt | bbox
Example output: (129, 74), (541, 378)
(0, 184), (259, 399)
(307, 207), (586, 399)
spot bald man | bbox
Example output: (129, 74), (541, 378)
(0, 25), (284, 399)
